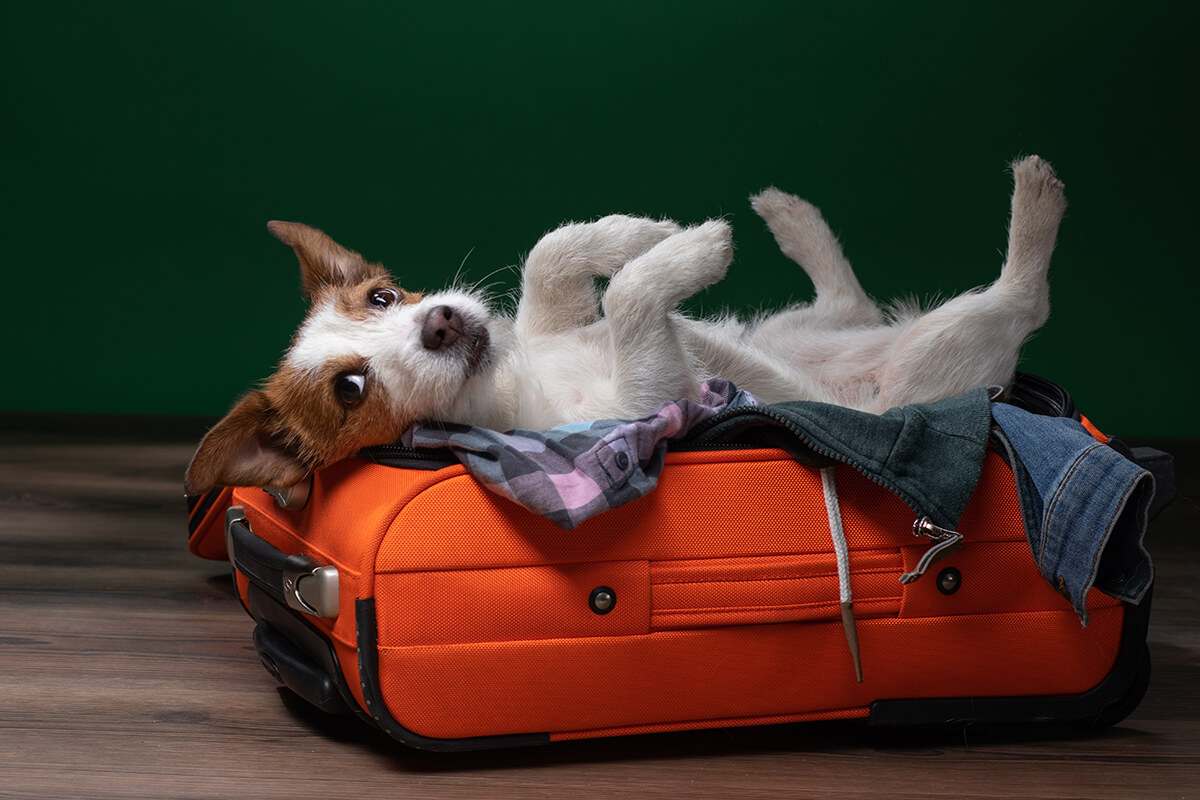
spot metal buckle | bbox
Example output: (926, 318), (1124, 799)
(899, 517), (964, 585)
(282, 555), (340, 618)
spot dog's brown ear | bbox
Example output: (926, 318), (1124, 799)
(267, 221), (388, 302)
(184, 390), (309, 496)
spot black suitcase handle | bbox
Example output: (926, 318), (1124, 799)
(222, 508), (358, 717)
(225, 507), (340, 618)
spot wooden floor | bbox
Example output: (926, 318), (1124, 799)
(1, 420), (1197, 799)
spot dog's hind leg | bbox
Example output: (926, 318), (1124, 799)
(749, 188), (884, 335)
(872, 155), (1067, 409)
(515, 215), (681, 338)
(599, 220), (734, 414)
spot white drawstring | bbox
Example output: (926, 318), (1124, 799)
(821, 467), (863, 682)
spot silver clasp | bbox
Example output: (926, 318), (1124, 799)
(899, 517), (964, 585)
(282, 555), (340, 618)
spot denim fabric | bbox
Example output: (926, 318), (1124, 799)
(689, 387), (995, 531)
(991, 402), (1155, 625)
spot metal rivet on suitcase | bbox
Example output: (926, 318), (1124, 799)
(937, 567), (962, 595)
(589, 586), (616, 614)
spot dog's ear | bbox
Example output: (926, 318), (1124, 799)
(267, 221), (389, 303)
(184, 390), (309, 496)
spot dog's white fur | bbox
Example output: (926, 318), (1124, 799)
(185, 156), (1066, 495)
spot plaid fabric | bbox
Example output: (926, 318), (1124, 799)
(403, 379), (758, 529)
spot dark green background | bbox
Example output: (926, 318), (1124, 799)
(5, 2), (1196, 436)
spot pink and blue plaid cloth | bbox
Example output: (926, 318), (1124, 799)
(401, 379), (757, 529)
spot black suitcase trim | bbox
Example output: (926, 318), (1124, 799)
(354, 598), (553, 752)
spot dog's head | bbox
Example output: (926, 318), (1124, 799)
(184, 222), (495, 496)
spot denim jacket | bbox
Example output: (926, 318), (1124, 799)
(990, 402), (1155, 624)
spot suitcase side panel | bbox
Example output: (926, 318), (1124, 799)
(367, 448), (1128, 741)
(229, 443), (1134, 746)
(371, 605), (1124, 741)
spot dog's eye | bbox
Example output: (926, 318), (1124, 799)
(335, 373), (366, 407)
(369, 288), (400, 308)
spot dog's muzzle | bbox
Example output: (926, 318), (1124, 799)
(421, 305), (491, 375)
(421, 305), (465, 350)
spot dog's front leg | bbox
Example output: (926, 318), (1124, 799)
(599, 221), (734, 415)
(516, 215), (681, 339)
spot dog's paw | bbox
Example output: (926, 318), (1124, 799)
(529, 215), (683, 279)
(1012, 155), (1066, 213)
(750, 187), (853, 279)
(750, 187), (820, 227)
(606, 220), (733, 312)
(593, 214), (682, 243)
(589, 215), (684, 275)
(650, 218), (734, 290)
(1001, 155), (1067, 287)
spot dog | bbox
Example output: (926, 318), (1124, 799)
(184, 155), (1065, 496)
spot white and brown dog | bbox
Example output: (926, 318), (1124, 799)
(185, 156), (1065, 495)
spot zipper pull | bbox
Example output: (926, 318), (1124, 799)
(899, 517), (964, 585)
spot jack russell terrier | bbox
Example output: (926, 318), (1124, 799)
(185, 155), (1065, 495)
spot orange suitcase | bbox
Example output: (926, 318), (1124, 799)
(187, 375), (1168, 751)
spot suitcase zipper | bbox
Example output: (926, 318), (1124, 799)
(358, 443), (462, 469)
(899, 518), (964, 584)
(690, 406), (969, 588)
(687, 405), (910, 505)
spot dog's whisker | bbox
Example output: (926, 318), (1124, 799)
(467, 263), (520, 294)
(450, 247), (477, 289)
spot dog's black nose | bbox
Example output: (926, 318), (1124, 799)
(421, 305), (463, 350)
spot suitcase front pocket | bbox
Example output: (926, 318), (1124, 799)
(650, 551), (903, 630)
(375, 560), (651, 646)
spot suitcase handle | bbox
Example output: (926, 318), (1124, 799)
(225, 507), (340, 618)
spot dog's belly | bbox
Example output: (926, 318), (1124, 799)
(523, 324), (622, 421)
(679, 316), (897, 410)
(522, 317), (902, 424)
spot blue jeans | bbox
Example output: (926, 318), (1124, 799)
(991, 403), (1155, 625)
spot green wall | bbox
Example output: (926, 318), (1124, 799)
(5, 1), (1197, 436)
